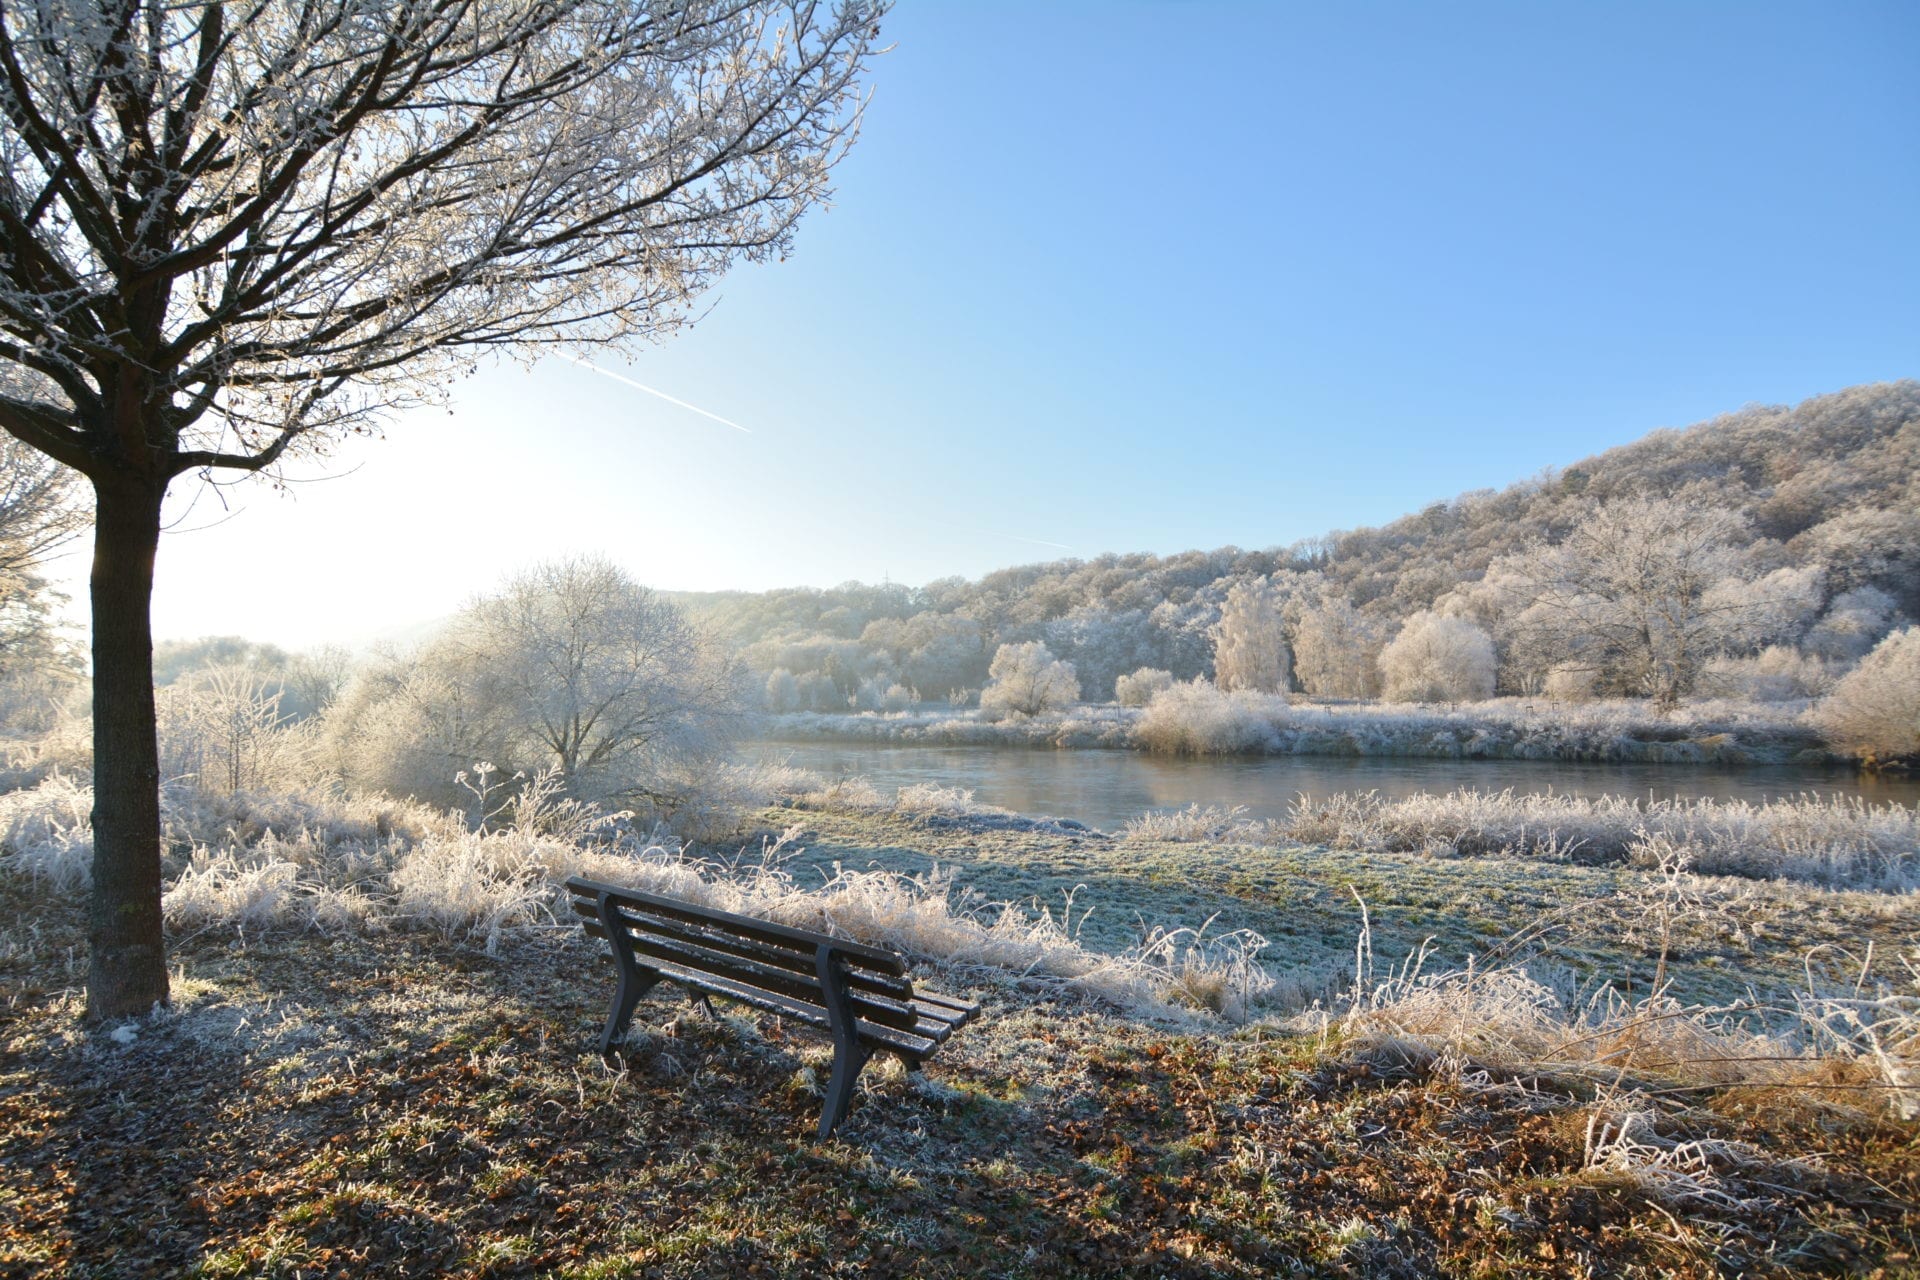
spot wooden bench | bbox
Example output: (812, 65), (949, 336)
(565, 876), (980, 1138)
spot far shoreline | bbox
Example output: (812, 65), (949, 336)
(760, 694), (1840, 769)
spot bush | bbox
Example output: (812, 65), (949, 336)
(1378, 612), (1497, 703)
(978, 642), (1079, 718)
(1114, 666), (1174, 707)
(1699, 646), (1834, 702)
(158, 666), (317, 796)
(1812, 627), (1920, 764)
(1133, 680), (1285, 755)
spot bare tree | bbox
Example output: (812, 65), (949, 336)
(329, 556), (745, 809)
(0, 0), (885, 1020)
(467, 558), (741, 796)
(1500, 497), (1779, 706)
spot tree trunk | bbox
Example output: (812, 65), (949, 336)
(85, 473), (170, 1023)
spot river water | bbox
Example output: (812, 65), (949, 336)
(753, 740), (1920, 832)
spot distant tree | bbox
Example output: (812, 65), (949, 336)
(1209, 581), (1290, 693)
(1377, 613), (1497, 703)
(329, 557), (744, 811)
(1501, 497), (1782, 706)
(1811, 628), (1920, 764)
(0, 1), (885, 1020)
(1043, 606), (1160, 701)
(281, 645), (355, 721)
(0, 436), (85, 676)
(152, 636), (292, 686)
(1290, 592), (1384, 699)
(764, 669), (802, 714)
(158, 664), (312, 795)
(979, 642), (1079, 718)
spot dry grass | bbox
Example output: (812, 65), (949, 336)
(0, 772), (1267, 1023)
(4, 770), (1918, 1276)
(1124, 787), (1918, 890)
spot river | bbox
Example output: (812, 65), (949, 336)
(753, 740), (1920, 832)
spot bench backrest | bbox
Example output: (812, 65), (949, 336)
(563, 876), (924, 1033)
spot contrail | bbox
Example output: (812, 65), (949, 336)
(557, 352), (751, 434)
(969, 530), (1080, 554)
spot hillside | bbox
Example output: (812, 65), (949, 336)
(674, 381), (1920, 703)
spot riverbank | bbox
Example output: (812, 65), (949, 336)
(4, 791), (1916, 1277)
(770, 696), (1837, 767)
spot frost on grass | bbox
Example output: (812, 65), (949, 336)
(1302, 893), (1920, 1120)
(0, 768), (1265, 1021)
(1123, 788), (1918, 890)
(0, 771), (92, 890)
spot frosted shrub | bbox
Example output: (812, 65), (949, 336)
(390, 831), (553, 954)
(1141, 923), (1275, 1020)
(163, 853), (301, 933)
(1134, 680), (1285, 755)
(1378, 612), (1496, 703)
(978, 642), (1079, 718)
(0, 772), (94, 890)
(850, 675), (893, 710)
(1122, 803), (1270, 844)
(787, 774), (889, 811)
(158, 666), (316, 796)
(1806, 587), (1905, 661)
(892, 783), (1003, 819)
(1542, 665), (1599, 701)
(1699, 646), (1834, 702)
(1114, 666), (1174, 707)
(1812, 627), (1920, 764)
(1265, 788), (1917, 889)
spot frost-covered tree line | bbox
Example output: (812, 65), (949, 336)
(682, 381), (1918, 713)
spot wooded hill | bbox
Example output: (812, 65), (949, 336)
(673, 381), (1920, 703)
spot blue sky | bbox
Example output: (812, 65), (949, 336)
(88, 0), (1920, 647)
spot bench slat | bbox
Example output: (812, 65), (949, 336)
(566, 878), (906, 974)
(910, 999), (975, 1029)
(909, 989), (981, 1021)
(637, 958), (948, 1059)
(570, 899), (916, 1001)
(580, 919), (923, 1032)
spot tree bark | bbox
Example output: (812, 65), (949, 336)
(85, 472), (170, 1023)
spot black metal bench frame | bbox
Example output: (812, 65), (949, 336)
(565, 876), (978, 1138)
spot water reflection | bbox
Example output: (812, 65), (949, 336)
(754, 740), (1919, 833)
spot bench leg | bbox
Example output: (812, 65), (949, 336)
(815, 943), (876, 1140)
(819, 1043), (873, 1140)
(598, 965), (661, 1056)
